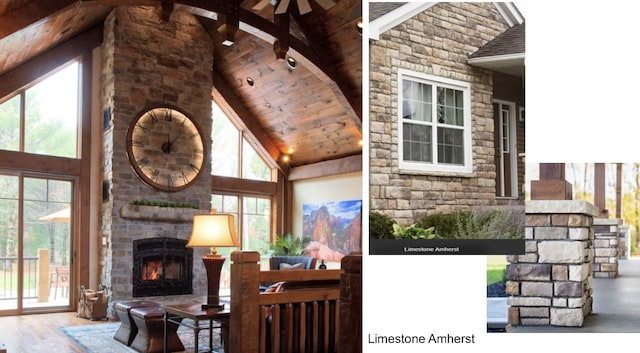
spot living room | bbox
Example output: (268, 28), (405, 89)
(0, 1), (362, 352)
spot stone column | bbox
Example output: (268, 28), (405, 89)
(593, 218), (620, 278)
(507, 200), (597, 327)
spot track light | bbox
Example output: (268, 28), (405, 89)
(286, 57), (296, 69)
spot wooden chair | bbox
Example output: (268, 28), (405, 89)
(50, 265), (70, 299)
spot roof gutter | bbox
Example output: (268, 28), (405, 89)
(468, 52), (525, 66)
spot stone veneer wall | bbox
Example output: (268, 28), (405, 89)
(369, 2), (508, 225)
(507, 200), (597, 327)
(593, 218), (620, 278)
(100, 7), (214, 311)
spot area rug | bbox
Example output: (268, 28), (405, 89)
(60, 321), (223, 353)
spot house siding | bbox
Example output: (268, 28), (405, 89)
(369, 2), (511, 225)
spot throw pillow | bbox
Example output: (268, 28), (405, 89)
(279, 262), (304, 270)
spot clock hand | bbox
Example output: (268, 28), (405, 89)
(169, 118), (187, 144)
(161, 133), (172, 153)
(170, 130), (184, 145)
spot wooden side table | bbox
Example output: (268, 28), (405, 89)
(163, 301), (230, 353)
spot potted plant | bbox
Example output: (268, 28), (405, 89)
(269, 234), (316, 270)
(270, 233), (311, 256)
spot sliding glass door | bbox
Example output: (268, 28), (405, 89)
(0, 173), (73, 314)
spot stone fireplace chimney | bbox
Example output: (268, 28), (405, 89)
(99, 6), (214, 313)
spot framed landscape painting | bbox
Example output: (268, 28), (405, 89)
(302, 199), (362, 261)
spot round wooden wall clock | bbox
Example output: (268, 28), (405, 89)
(126, 106), (205, 192)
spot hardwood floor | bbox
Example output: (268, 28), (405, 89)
(0, 311), (111, 353)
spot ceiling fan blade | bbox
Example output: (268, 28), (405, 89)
(296, 0), (312, 14)
(275, 0), (291, 14)
(314, 0), (336, 10)
(252, 0), (271, 10)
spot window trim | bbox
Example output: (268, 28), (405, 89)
(397, 69), (472, 174)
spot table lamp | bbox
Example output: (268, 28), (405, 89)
(187, 214), (239, 310)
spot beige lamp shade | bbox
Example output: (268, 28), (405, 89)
(187, 214), (239, 249)
(188, 213), (238, 310)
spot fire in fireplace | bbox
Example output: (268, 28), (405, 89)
(133, 237), (193, 297)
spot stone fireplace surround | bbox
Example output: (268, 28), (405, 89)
(99, 6), (214, 315)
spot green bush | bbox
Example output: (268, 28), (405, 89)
(392, 224), (436, 239)
(458, 208), (524, 240)
(417, 208), (524, 240)
(417, 212), (470, 239)
(369, 211), (395, 239)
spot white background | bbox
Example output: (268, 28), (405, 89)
(362, 1), (640, 351)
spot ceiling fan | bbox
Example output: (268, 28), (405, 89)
(252, 0), (336, 15)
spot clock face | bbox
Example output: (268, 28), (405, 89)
(126, 106), (205, 192)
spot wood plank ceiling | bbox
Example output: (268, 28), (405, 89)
(0, 0), (362, 170)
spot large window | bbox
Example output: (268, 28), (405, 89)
(211, 194), (270, 254)
(211, 102), (272, 181)
(0, 61), (79, 158)
(398, 70), (472, 173)
(211, 99), (275, 292)
(210, 99), (274, 252)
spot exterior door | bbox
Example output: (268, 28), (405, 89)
(0, 173), (73, 314)
(493, 101), (517, 198)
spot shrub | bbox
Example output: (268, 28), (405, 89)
(416, 208), (524, 240)
(417, 212), (469, 239)
(369, 211), (395, 239)
(457, 207), (524, 239)
(392, 224), (436, 239)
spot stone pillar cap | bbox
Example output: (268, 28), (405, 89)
(526, 200), (599, 216)
(593, 218), (623, 225)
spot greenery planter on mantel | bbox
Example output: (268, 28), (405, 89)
(120, 204), (207, 223)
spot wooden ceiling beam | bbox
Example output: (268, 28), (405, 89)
(0, 24), (103, 99)
(179, 1), (361, 124)
(273, 12), (289, 60)
(214, 0), (240, 46)
(0, 0), (76, 40)
(291, 9), (362, 124)
(160, 0), (174, 21)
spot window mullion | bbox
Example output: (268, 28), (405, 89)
(19, 92), (25, 152)
(237, 131), (243, 179)
(238, 195), (244, 249)
(431, 85), (438, 165)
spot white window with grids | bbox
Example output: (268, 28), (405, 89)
(398, 70), (472, 173)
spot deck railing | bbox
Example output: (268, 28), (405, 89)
(0, 256), (39, 300)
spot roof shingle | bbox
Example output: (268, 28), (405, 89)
(470, 22), (525, 58)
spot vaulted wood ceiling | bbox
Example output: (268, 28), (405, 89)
(0, 0), (362, 171)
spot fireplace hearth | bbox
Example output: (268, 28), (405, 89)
(132, 237), (193, 297)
